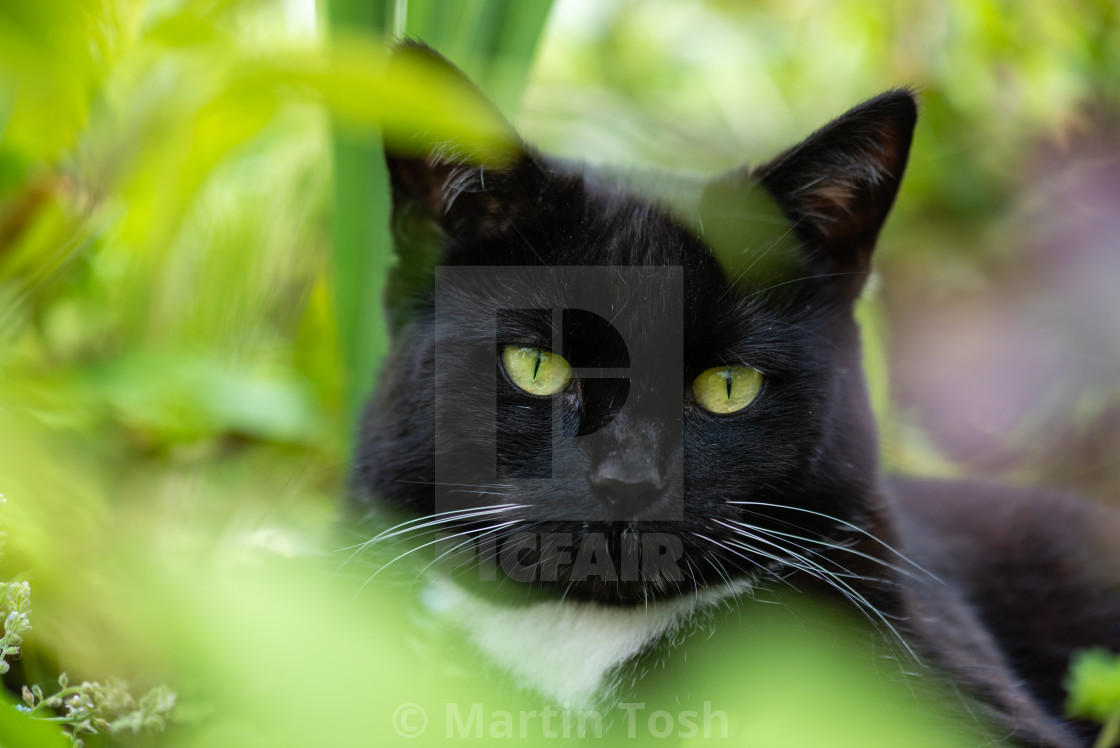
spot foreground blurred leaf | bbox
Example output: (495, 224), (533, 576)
(0, 0), (135, 164)
(90, 351), (325, 445)
(1067, 648), (1120, 747)
(0, 697), (67, 748)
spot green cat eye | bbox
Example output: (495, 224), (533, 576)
(502, 346), (573, 396)
(692, 365), (763, 414)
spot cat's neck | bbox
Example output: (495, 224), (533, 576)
(421, 576), (753, 708)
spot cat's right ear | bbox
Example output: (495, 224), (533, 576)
(382, 42), (538, 240)
(754, 90), (917, 292)
(695, 90), (916, 302)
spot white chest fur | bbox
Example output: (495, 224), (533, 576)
(422, 579), (750, 708)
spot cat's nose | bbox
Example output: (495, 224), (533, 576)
(590, 459), (665, 519)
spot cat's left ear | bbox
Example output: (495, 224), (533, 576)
(754, 89), (917, 285)
(382, 41), (541, 239)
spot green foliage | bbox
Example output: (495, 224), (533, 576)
(0, 496), (174, 747)
(0, 581), (32, 676)
(21, 677), (176, 748)
(0, 497), (32, 677)
(0, 1), (527, 745)
(1067, 648), (1120, 748)
(1, 0), (1118, 746)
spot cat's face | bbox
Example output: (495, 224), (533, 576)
(352, 43), (916, 606)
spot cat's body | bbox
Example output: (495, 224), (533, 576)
(350, 43), (1120, 747)
(891, 477), (1120, 745)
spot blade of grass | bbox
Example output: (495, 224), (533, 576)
(327, 0), (394, 436)
(486, 0), (554, 117)
(403, 0), (489, 83)
(404, 0), (554, 117)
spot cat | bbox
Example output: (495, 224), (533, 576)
(349, 41), (1120, 747)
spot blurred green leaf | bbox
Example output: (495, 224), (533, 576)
(0, 697), (68, 748)
(90, 351), (325, 445)
(1066, 648), (1120, 747)
(1, 2), (1118, 748)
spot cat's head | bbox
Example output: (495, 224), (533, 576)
(351, 42), (916, 606)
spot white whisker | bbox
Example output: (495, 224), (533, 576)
(726, 500), (938, 581)
(352, 519), (523, 601)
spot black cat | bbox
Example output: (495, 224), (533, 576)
(351, 42), (1120, 747)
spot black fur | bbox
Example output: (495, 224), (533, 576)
(351, 42), (1120, 748)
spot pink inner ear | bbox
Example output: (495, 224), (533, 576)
(756, 90), (917, 253)
(799, 177), (860, 223)
(791, 142), (907, 245)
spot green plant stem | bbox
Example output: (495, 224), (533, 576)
(1096, 707), (1120, 748)
(327, 0), (394, 439)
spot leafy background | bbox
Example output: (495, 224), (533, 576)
(0, 0), (1118, 745)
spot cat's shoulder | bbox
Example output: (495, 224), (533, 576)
(882, 472), (1120, 743)
(886, 472), (1120, 741)
(885, 473), (1120, 569)
(886, 474), (1120, 596)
